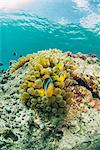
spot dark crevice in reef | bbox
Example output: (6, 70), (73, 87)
(0, 71), (11, 84)
(3, 130), (18, 141)
(75, 78), (100, 99)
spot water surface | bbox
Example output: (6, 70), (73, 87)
(0, 0), (100, 70)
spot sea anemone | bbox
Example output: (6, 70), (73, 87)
(12, 49), (78, 118)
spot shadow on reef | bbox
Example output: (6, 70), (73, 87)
(75, 78), (99, 99)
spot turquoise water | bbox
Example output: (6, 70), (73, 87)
(0, 11), (100, 70)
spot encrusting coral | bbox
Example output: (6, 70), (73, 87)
(10, 49), (78, 119)
(69, 52), (100, 98)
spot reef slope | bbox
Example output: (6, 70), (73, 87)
(0, 50), (100, 150)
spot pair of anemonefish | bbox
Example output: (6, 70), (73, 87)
(41, 63), (66, 97)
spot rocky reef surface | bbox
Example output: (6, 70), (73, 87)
(0, 49), (100, 150)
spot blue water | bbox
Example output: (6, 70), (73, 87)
(0, 11), (100, 70)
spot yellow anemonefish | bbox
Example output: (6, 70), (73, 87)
(43, 78), (54, 97)
(58, 71), (66, 82)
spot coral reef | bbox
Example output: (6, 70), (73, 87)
(10, 49), (100, 121)
(0, 49), (100, 150)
